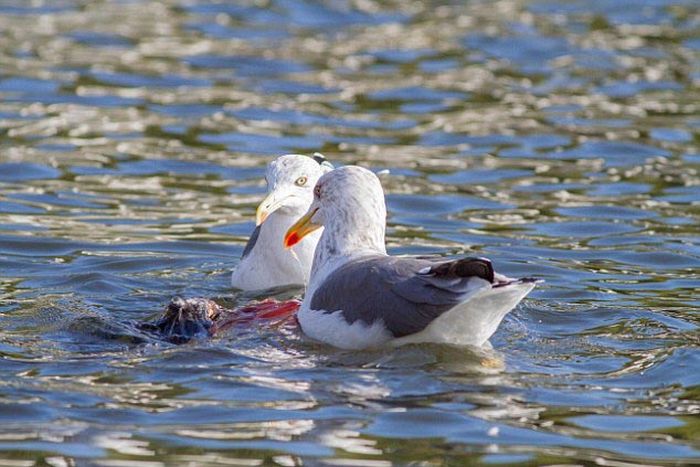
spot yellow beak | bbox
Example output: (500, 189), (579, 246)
(256, 190), (291, 226)
(284, 208), (321, 248)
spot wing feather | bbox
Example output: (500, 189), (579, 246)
(310, 256), (495, 337)
(241, 225), (261, 259)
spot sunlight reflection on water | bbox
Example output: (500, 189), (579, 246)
(0, 0), (698, 464)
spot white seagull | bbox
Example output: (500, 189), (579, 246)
(231, 153), (333, 291)
(284, 166), (539, 349)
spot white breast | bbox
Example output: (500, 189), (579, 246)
(231, 212), (320, 291)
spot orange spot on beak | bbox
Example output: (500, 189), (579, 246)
(285, 231), (301, 248)
(284, 208), (321, 249)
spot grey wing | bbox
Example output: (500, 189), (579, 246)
(241, 225), (261, 259)
(310, 256), (494, 337)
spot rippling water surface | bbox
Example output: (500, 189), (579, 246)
(1, 0), (699, 464)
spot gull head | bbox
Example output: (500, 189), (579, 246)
(284, 166), (387, 253)
(256, 154), (333, 225)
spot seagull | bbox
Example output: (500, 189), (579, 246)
(231, 153), (333, 291)
(284, 166), (539, 349)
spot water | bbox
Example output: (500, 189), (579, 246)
(0, 0), (698, 464)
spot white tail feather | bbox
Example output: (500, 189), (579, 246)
(393, 280), (536, 347)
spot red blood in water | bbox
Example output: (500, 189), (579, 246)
(256, 300), (300, 319)
(239, 299), (300, 318)
(212, 299), (300, 334)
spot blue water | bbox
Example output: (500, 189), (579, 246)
(0, 0), (698, 464)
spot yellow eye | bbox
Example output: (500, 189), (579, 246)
(295, 176), (308, 186)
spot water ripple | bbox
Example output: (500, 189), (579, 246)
(0, 0), (698, 464)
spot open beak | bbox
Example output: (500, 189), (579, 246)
(256, 190), (293, 226)
(284, 208), (321, 248)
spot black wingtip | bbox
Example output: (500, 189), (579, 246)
(312, 152), (327, 164)
(430, 257), (495, 283)
(312, 152), (334, 170)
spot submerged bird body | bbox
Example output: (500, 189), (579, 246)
(285, 166), (538, 349)
(231, 154), (332, 291)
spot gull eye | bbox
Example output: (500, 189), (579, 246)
(295, 176), (308, 186)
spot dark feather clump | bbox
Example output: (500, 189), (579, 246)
(425, 257), (494, 283)
(139, 296), (219, 343)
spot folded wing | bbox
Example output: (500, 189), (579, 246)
(240, 225), (261, 259)
(309, 256), (495, 337)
